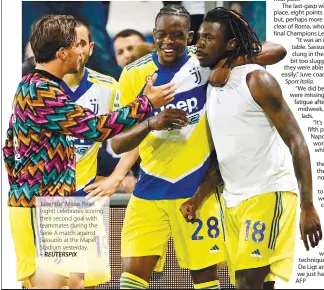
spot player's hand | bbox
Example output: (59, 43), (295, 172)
(119, 175), (137, 193)
(148, 109), (188, 131)
(208, 58), (231, 87)
(180, 197), (200, 222)
(300, 203), (322, 251)
(84, 175), (122, 201)
(143, 73), (176, 108)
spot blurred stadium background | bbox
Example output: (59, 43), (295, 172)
(22, 1), (266, 80)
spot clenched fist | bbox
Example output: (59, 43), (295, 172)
(180, 197), (200, 222)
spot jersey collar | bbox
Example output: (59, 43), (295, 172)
(152, 49), (190, 72)
(60, 68), (93, 102)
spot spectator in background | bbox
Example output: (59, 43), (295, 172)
(113, 29), (145, 69)
(129, 42), (156, 63)
(229, 1), (243, 13)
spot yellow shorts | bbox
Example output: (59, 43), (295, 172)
(9, 207), (110, 287)
(121, 191), (225, 271)
(224, 191), (297, 285)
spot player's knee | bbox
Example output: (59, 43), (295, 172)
(236, 274), (263, 289)
(122, 256), (159, 282)
(68, 280), (84, 289)
(29, 269), (69, 289)
(236, 267), (270, 289)
(29, 281), (69, 289)
(68, 273), (84, 289)
(190, 264), (218, 284)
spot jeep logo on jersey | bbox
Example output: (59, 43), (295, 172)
(90, 98), (99, 114)
(190, 67), (202, 84)
(156, 97), (198, 114)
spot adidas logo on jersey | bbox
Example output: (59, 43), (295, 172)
(209, 245), (221, 253)
(156, 97), (198, 114)
(250, 249), (262, 258)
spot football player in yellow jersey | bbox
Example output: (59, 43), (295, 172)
(85, 4), (287, 289)
(62, 19), (187, 289)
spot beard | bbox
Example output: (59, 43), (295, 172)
(79, 51), (90, 68)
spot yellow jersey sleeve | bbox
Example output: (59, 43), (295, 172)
(119, 68), (138, 107)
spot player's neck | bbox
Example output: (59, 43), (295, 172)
(63, 67), (86, 88)
(35, 62), (65, 80)
(158, 55), (180, 68)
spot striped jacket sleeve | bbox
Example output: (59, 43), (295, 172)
(20, 82), (153, 142)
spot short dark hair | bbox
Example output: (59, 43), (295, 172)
(113, 29), (145, 43)
(155, 4), (191, 31)
(30, 14), (77, 63)
(204, 7), (262, 67)
(75, 17), (92, 43)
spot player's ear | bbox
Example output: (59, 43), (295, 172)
(57, 47), (67, 61)
(153, 28), (157, 42)
(227, 38), (237, 51)
(187, 31), (194, 45)
(89, 42), (94, 57)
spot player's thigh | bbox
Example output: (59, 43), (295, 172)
(223, 201), (240, 286)
(121, 196), (170, 276)
(172, 192), (226, 270)
(121, 195), (171, 257)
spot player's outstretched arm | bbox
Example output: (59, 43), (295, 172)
(209, 42), (287, 87)
(250, 41), (287, 65)
(111, 109), (188, 155)
(85, 148), (139, 199)
(180, 152), (223, 222)
(247, 69), (322, 251)
(28, 77), (175, 142)
(230, 41), (287, 66)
